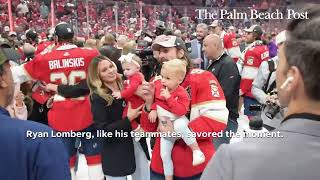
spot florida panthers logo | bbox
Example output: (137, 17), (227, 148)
(209, 80), (220, 97)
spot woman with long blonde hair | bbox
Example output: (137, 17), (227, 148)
(87, 55), (150, 180)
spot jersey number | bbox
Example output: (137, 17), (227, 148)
(50, 71), (86, 101)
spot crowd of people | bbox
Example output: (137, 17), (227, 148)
(0, 0), (288, 41)
(0, 1), (320, 180)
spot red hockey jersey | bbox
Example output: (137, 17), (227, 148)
(222, 31), (242, 64)
(141, 69), (228, 177)
(22, 44), (99, 131)
(35, 41), (54, 55)
(240, 41), (269, 98)
(31, 41), (55, 105)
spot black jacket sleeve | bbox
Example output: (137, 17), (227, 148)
(90, 93), (132, 133)
(218, 56), (241, 119)
(219, 59), (241, 98)
(57, 79), (89, 98)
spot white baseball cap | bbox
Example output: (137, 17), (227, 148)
(152, 35), (186, 51)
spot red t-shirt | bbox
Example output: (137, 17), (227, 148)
(151, 81), (189, 117)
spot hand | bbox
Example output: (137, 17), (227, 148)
(46, 96), (54, 108)
(160, 87), (171, 99)
(136, 82), (155, 107)
(112, 91), (122, 99)
(148, 110), (158, 123)
(193, 58), (202, 65)
(15, 91), (25, 107)
(159, 118), (174, 133)
(44, 83), (58, 93)
(127, 102), (143, 121)
(266, 94), (278, 104)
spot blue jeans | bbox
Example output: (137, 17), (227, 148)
(150, 170), (201, 180)
(214, 118), (238, 150)
(60, 126), (101, 157)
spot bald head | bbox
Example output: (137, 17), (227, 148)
(23, 43), (35, 59)
(205, 34), (223, 48)
(202, 34), (224, 60)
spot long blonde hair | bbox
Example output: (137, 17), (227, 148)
(87, 55), (123, 106)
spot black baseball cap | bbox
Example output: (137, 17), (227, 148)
(26, 29), (38, 41)
(244, 25), (263, 36)
(54, 22), (74, 39)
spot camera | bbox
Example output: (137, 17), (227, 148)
(264, 90), (281, 119)
(249, 103), (280, 120)
(135, 41), (157, 81)
(249, 104), (262, 112)
(264, 102), (280, 119)
(249, 91), (281, 120)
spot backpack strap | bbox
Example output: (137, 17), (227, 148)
(263, 60), (276, 93)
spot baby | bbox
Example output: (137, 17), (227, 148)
(148, 59), (205, 180)
(112, 53), (145, 140)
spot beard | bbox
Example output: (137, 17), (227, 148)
(160, 57), (169, 63)
(197, 35), (204, 41)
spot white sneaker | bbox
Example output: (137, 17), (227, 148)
(192, 150), (205, 166)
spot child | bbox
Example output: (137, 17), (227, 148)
(112, 53), (145, 140)
(148, 59), (205, 180)
(6, 84), (28, 120)
(6, 61), (28, 120)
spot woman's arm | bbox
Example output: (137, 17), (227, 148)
(45, 79), (89, 98)
(57, 79), (89, 98)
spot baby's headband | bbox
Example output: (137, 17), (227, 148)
(119, 53), (140, 67)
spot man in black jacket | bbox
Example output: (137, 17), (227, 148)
(203, 34), (241, 148)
